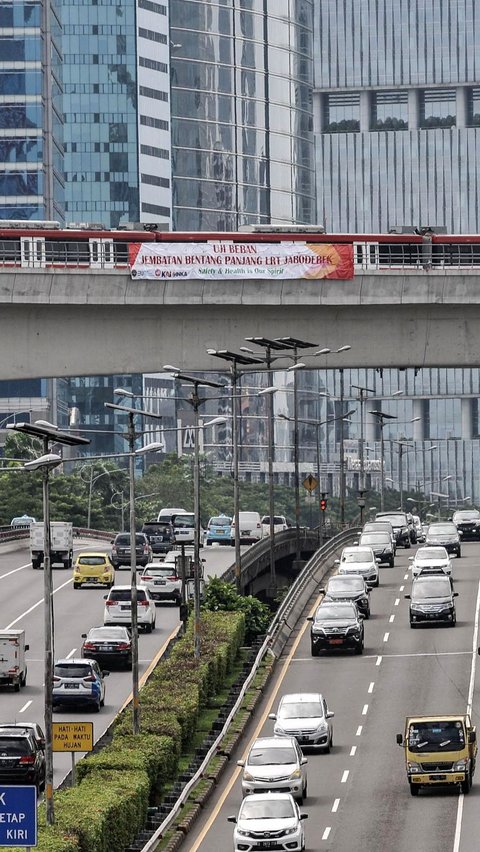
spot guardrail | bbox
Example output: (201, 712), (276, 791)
(0, 526), (114, 544)
(139, 526), (360, 852)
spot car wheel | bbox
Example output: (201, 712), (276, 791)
(389, 557), (395, 567)
(323, 736), (331, 754)
(125, 657), (132, 671)
(73, 582), (80, 589)
(303, 780), (308, 799)
(20, 671), (26, 687)
(13, 682), (20, 692)
(410, 620), (417, 629)
(365, 609), (371, 619)
(144, 622), (153, 634)
(297, 793), (303, 805)
(450, 616), (456, 627)
(311, 644), (319, 657)
(39, 776), (45, 793)
(409, 783), (420, 796)
(457, 550), (462, 558)
(374, 577), (379, 587)
(206, 540), (211, 546)
(405, 540), (411, 549)
(92, 701), (101, 713)
(355, 643), (364, 655)
(461, 769), (472, 794)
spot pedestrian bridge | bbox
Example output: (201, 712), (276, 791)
(0, 266), (479, 379)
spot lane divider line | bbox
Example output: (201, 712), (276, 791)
(394, 598), (400, 606)
(404, 573), (409, 580)
(341, 770), (349, 783)
(389, 614), (395, 623)
(19, 700), (32, 713)
(362, 704), (368, 715)
(368, 682), (374, 694)
(332, 799), (340, 812)
(66, 648), (76, 659)
(376, 655), (382, 666)
(5, 576), (73, 629)
(453, 580), (480, 852)
(356, 725), (362, 736)
(0, 563), (30, 581)
(383, 632), (390, 642)
(322, 827), (331, 841)
(350, 746), (357, 756)
(399, 585), (404, 592)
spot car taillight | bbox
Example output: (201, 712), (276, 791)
(83, 642), (95, 650)
(167, 576), (177, 581)
(139, 600), (149, 606)
(117, 643), (130, 650)
(83, 675), (96, 683)
(142, 575), (153, 581)
(19, 756), (35, 765)
(53, 676), (61, 683)
(105, 600), (116, 606)
(256, 522), (261, 528)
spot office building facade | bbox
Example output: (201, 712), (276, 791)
(314, 0), (480, 233)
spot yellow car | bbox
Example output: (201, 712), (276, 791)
(73, 552), (115, 589)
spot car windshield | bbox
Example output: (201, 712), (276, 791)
(279, 702), (323, 719)
(0, 738), (30, 755)
(342, 551), (371, 563)
(142, 567), (176, 578)
(454, 511), (480, 521)
(249, 747), (297, 765)
(316, 604), (356, 620)
(360, 533), (389, 544)
(328, 577), (364, 592)
(87, 628), (128, 641)
(143, 524), (170, 534)
(412, 579), (452, 599)
(416, 548), (448, 561)
(108, 589), (147, 601)
(376, 514), (406, 525)
(77, 556), (107, 566)
(174, 515), (194, 529)
(210, 517), (230, 526)
(54, 664), (93, 678)
(115, 535), (146, 546)
(408, 721), (465, 752)
(240, 800), (295, 820)
(428, 525), (457, 535)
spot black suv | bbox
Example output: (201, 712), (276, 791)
(309, 600), (364, 655)
(452, 510), (480, 540)
(141, 520), (174, 555)
(375, 512), (411, 547)
(0, 726), (46, 790)
(319, 574), (370, 618)
(111, 532), (153, 568)
(406, 575), (458, 627)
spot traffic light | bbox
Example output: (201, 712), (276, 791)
(320, 495), (328, 512)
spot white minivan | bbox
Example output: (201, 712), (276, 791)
(230, 511), (263, 545)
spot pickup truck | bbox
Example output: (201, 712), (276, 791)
(396, 714), (476, 795)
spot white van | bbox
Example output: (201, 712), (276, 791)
(230, 511), (264, 545)
(156, 507), (187, 523)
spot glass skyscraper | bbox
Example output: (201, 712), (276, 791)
(0, 0), (64, 221)
(314, 0), (480, 232)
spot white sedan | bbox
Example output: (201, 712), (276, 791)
(409, 546), (453, 577)
(335, 546), (379, 587)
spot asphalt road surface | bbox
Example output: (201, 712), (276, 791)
(0, 539), (236, 787)
(188, 540), (480, 852)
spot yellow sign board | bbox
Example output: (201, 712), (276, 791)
(52, 722), (94, 752)
(303, 473), (318, 494)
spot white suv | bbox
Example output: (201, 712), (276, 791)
(103, 585), (156, 632)
(138, 563), (182, 605)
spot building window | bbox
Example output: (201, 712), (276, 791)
(323, 93), (360, 133)
(468, 88), (480, 127)
(420, 89), (456, 129)
(372, 91), (408, 131)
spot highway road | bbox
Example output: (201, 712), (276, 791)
(188, 541), (480, 852)
(0, 538), (236, 787)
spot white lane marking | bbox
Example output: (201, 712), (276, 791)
(19, 700), (32, 713)
(66, 648), (76, 659)
(404, 573), (409, 580)
(356, 725), (362, 736)
(368, 682), (374, 693)
(383, 632), (390, 642)
(332, 799), (340, 812)
(376, 655), (382, 666)
(322, 827), (331, 841)
(341, 770), (349, 783)
(5, 576), (73, 629)
(453, 581), (480, 852)
(0, 563), (30, 581)
(399, 585), (404, 592)
(362, 704), (369, 715)
(389, 614), (395, 623)
(350, 746), (357, 756)
(378, 651), (470, 659)
(395, 598), (400, 606)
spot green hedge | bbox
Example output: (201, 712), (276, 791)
(0, 611), (246, 852)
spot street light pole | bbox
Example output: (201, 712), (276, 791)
(369, 411), (398, 512)
(352, 385), (375, 524)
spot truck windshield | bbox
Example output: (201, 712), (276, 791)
(408, 720), (465, 752)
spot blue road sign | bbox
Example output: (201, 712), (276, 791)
(0, 786), (37, 847)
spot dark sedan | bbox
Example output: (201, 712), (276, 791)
(309, 601), (364, 656)
(452, 510), (480, 540)
(319, 574), (370, 618)
(81, 626), (132, 670)
(425, 522), (461, 557)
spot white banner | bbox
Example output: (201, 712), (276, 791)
(128, 241), (354, 280)
(347, 458), (383, 472)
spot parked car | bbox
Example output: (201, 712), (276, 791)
(238, 736), (308, 801)
(73, 551), (115, 589)
(405, 574), (458, 627)
(319, 574), (370, 618)
(103, 584), (156, 632)
(205, 514), (232, 546)
(111, 532), (153, 569)
(228, 793), (308, 852)
(230, 511), (264, 545)
(141, 520), (175, 555)
(309, 600), (365, 655)
(260, 515), (289, 535)
(425, 522), (462, 557)
(452, 509), (480, 540)
(375, 511), (411, 547)
(358, 530), (395, 566)
(409, 546), (452, 578)
(269, 692), (334, 751)
(0, 726), (45, 790)
(81, 626), (132, 670)
(52, 658), (109, 712)
(138, 562), (182, 604)
(335, 546), (379, 587)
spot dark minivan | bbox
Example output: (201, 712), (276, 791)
(141, 520), (175, 556)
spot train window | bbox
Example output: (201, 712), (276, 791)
(113, 241), (129, 265)
(89, 238), (115, 268)
(20, 237), (45, 268)
(0, 239), (21, 265)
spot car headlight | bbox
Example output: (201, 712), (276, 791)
(347, 626), (361, 635)
(243, 770), (254, 781)
(283, 827), (298, 836)
(453, 759), (468, 771)
(311, 626), (325, 635)
(237, 829), (250, 837)
(407, 761), (422, 773)
(289, 768), (302, 779)
(274, 724), (287, 735)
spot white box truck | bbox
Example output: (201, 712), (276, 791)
(30, 521), (74, 570)
(0, 630), (29, 691)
